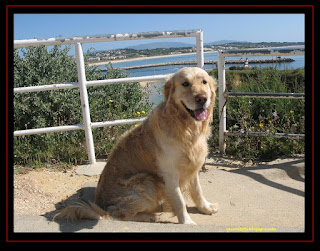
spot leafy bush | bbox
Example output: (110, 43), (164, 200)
(210, 67), (305, 161)
(14, 46), (305, 167)
(14, 45), (152, 166)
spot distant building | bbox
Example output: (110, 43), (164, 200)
(244, 58), (249, 68)
(88, 57), (100, 61)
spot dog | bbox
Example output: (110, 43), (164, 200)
(55, 67), (218, 225)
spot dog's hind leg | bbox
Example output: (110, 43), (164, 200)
(106, 173), (161, 221)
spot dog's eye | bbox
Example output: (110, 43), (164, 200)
(182, 82), (190, 87)
(202, 80), (207, 84)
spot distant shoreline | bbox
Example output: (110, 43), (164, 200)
(88, 45), (303, 66)
(87, 51), (215, 66)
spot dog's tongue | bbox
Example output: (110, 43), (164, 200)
(193, 108), (208, 121)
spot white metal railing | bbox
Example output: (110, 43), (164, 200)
(217, 47), (305, 153)
(14, 29), (204, 164)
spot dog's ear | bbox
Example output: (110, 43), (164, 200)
(163, 76), (175, 102)
(209, 77), (217, 102)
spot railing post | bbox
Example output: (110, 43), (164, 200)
(218, 51), (226, 154)
(75, 42), (96, 164)
(196, 30), (204, 68)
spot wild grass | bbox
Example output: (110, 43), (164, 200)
(14, 46), (152, 167)
(210, 67), (305, 161)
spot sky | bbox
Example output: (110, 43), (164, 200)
(14, 14), (305, 51)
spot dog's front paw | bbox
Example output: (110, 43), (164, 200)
(179, 214), (197, 225)
(199, 202), (219, 215)
(182, 218), (197, 225)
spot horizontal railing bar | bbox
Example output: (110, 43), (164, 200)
(14, 124), (84, 136)
(220, 48), (305, 57)
(14, 29), (201, 49)
(14, 82), (79, 94)
(91, 117), (147, 128)
(226, 131), (304, 138)
(14, 74), (170, 94)
(14, 118), (147, 137)
(86, 74), (169, 87)
(226, 92), (305, 99)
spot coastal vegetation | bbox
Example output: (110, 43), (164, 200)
(87, 41), (304, 62)
(14, 45), (153, 167)
(210, 67), (305, 161)
(13, 45), (304, 167)
(88, 47), (197, 62)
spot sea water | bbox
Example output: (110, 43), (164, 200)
(97, 48), (305, 106)
(109, 52), (304, 77)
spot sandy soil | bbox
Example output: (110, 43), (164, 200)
(14, 166), (99, 217)
(13, 154), (304, 224)
(12, 156), (245, 218)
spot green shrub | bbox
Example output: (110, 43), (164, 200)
(14, 45), (152, 166)
(14, 46), (305, 167)
(210, 67), (305, 161)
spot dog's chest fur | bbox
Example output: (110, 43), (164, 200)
(157, 133), (207, 181)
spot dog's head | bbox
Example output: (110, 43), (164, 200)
(164, 67), (217, 121)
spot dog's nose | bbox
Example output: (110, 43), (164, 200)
(195, 94), (208, 106)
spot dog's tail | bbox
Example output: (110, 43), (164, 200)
(53, 200), (109, 222)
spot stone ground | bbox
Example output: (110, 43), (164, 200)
(13, 155), (305, 233)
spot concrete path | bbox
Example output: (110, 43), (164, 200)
(14, 156), (305, 233)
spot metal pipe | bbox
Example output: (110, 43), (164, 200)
(14, 118), (148, 137)
(218, 51), (226, 154)
(226, 131), (304, 139)
(14, 124), (83, 136)
(75, 42), (96, 164)
(14, 29), (201, 49)
(14, 82), (79, 94)
(86, 74), (169, 87)
(91, 117), (147, 128)
(13, 75), (170, 94)
(196, 30), (204, 68)
(226, 92), (305, 99)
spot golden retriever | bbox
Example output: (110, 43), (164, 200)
(55, 67), (218, 225)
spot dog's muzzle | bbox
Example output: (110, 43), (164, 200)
(182, 102), (208, 121)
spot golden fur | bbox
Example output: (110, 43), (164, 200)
(54, 67), (219, 225)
